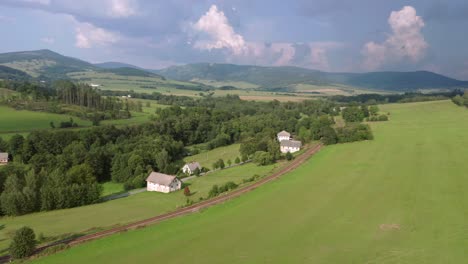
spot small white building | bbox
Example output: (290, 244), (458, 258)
(280, 140), (302, 154)
(277, 130), (291, 142)
(90, 83), (101, 88)
(146, 172), (182, 193)
(0, 153), (8, 165)
(182, 162), (201, 175)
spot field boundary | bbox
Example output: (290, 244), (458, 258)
(0, 143), (322, 263)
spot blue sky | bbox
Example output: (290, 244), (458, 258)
(0, 0), (467, 79)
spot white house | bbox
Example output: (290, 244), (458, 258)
(90, 83), (101, 88)
(0, 153), (8, 165)
(182, 162), (201, 175)
(277, 130), (291, 142)
(280, 140), (302, 153)
(146, 172), (182, 193)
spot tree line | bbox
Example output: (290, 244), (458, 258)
(0, 92), (375, 216)
(452, 90), (468, 108)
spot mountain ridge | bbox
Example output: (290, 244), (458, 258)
(1, 49), (467, 91)
(156, 63), (468, 91)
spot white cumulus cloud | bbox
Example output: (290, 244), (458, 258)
(192, 5), (247, 55)
(108, 0), (138, 18)
(75, 22), (120, 48)
(362, 6), (428, 70)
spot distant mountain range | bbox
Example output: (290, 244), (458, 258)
(0, 49), (163, 80)
(0, 49), (467, 92)
(156, 63), (468, 91)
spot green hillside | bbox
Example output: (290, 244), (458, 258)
(94, 62), (142, 69)
(0, 65), (31, 81)
(0, 49), (95, 79)
(158, 63), (468, 91)
(34, 100), (468, 263)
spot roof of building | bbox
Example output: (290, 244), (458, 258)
(146, 172), (178, 186)
(277, 130), (291, 137)
(0, 153), (8, 160)
(280, 140), (302, 148)
(185, 162), (201, 171)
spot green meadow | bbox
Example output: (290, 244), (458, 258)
(184, 144), (241, 169)
(0, 105), (92, 134)
(35, 100), (468, 263)
(0, 100), (167, 139)
(0, 161), (278, 255)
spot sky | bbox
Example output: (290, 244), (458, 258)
(0, 0), (467, 79)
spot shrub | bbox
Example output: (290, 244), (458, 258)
(285, 152), (294, 161)
(10, 226), (37, 259)
(183, 186), (191, 196)
(208, 185), (219, 198)
(234, 157), (241, 164)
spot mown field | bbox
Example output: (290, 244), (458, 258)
(184, 144), (241, 170)
(35, 100), (468, 263)
(67, 71), (340, 102)
(0, 99), (168, 139)
(0, 105), (92, 133)
(0, 160), (278, 255)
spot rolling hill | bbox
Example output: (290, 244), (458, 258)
(157, 63), (468, 91)
(0, 65), (32, 81)
(0, 49), (95, 79)
(0, 50), (165, 80)
(94, 62), (142, 70)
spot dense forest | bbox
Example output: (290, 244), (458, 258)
(0, 87), (376, 216)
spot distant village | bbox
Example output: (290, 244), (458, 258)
(145, 130), (302, 193)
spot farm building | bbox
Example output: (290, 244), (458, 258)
(146, 172), (182, 193)
(277, 130), (291, 142)
(0, 153), (8, 165)
(182, 162), (201, 175)
(280, 140), (302, 153)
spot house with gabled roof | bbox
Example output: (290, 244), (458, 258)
(277, 130), (291, 142)
(280, 140), (302, 154)
(146, 172), (182, 193)
(0, 153), (8, 165)
(182, 162), (201, 175)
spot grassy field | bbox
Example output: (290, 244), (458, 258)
(0, 162), (278, 255)
(0, 105), (92, 134)
(35, 100), (468, 263)
(100, 182), (125, 197)
(67, 71), (326, 102)
(184, 144), (241, 169)
(0, 101), (162, 139)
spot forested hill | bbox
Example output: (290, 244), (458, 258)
(0, 49), (95, 79)
(0, 65), (31, 81)
(157, 63), (468, 91)
(0, 50), (164, 80)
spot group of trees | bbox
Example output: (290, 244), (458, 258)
(0, 80), (142, 122)
(0, 89), (376, 216)
(342, 105), (388, 123)
(452, 90), (468, 108)
(331, 90), (464, 104)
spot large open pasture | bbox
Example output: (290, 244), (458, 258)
(0, 161), (278, 255)
(0, 105), (92, 134)
(0, 102), (160, 139)
(35, 100), (468, 263)
(184, 144), (241, 170)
